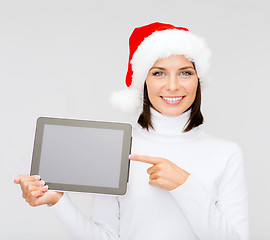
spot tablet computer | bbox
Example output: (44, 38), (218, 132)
(30, 117), (132, 195)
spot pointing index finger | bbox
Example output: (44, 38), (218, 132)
(129, 154), (162, 165)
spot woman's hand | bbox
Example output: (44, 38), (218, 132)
(14, 175), (63, 207)
(129, 154), (190, 191)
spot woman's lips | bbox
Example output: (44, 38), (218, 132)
(161, 96), (184, 105)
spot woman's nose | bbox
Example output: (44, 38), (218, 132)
(166, 75), (180, 91)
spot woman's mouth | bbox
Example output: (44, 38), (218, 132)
(161, 96), (184, 105)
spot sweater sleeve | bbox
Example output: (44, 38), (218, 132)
(169, 144), (249, 240)
(49, 193), (120, 240)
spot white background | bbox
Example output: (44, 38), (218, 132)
(1, 0), (269, 239)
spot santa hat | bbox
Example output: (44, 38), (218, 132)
(110, 22), (211, 114)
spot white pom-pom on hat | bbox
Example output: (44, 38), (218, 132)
(110, 22), (211, 114)
(110, 87), (142, 114)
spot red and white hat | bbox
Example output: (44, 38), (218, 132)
(110, 22), (211, 114)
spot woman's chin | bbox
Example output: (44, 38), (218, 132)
(158, 108), (185, 117)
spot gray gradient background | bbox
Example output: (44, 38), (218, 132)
(1, 0), (269, 239)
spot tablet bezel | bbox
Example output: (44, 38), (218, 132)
(30, 117), (132, 195)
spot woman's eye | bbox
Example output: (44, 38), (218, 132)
(153, 71), (164, 76)
(180, 71), (192, 76)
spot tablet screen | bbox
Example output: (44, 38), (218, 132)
(39, 124), (124, 188)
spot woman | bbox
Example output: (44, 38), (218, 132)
(14, 22), (249, 240)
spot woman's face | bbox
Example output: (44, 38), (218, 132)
(145, 55), (198, 117)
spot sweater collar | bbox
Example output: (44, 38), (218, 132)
(149, 107), (191, 136)
(136, 107), (203, 140)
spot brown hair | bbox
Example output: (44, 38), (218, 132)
(137, 78), (203, 132)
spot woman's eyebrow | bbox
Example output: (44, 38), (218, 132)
(179, 66), (195, 70)
(149, 67), (166, 71)
(149, 66), (195, 71)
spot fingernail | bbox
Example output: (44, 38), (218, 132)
(39, 180), (45, 186)
(129, 154), (135, 159)
(42, 185), (48, 190)
(34, 176), (40, 180)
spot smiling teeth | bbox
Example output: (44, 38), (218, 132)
(162, 97), (183, 101)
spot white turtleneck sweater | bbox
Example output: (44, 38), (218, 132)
(50, 109), (249, 240)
